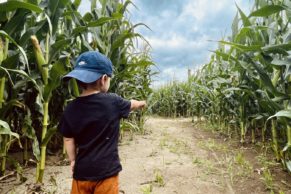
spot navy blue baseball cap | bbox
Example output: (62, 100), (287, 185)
(63, 51), (113, 83)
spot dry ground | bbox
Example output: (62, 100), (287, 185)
(1, 117), (291, 194)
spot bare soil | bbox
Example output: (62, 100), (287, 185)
(1, 117), (291, 194)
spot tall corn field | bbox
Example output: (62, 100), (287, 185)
(0, 0), (153, 182)
(152, 0), (291, 172)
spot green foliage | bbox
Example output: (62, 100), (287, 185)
(154, 169), (165, 187)
(141, 184), (153, 194)
(151, 81), (195, 117)
(0, 0), (153, 181)
(152, 0), (291, 172)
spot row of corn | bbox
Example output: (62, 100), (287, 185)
(152, 0), (291, 172)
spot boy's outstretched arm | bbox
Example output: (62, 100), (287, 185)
(130, 100), (146, 111)
(64, 137), (76, 175)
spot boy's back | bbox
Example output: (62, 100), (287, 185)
(59, 51), (146, 194)
(59, 92), (131, 181)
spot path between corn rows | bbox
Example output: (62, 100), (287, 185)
(3, 117), (287, 194)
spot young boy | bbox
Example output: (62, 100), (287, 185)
(58, 51), (146, 194)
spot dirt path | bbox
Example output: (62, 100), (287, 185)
(119, 118), (230, 194)
(1, 117), (291, 194)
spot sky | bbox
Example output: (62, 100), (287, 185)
(0, 0), (253, 87)
(126, 0), (253, 87)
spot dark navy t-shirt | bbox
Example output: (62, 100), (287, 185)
(58, 92), (131, 181)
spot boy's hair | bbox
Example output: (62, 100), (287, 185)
(77, 80), (98, 90)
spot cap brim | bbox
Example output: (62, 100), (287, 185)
(63, 69), (103, 83)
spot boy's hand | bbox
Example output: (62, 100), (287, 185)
(63, 137), (76, 176)
(70, 160), (75, 176)
(139, 101), (147, 108)
(130, 100), (147, 111)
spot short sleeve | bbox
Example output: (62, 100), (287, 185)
(58, 115), (74, 138)
(115, 95), (131, 118)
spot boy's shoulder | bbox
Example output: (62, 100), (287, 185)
(62, 92), (131, 119)
(65, 93), (123, 110)
(99, 92), (127, 101)
(106, 92), (122, 99)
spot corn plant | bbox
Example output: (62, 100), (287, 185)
(0, 0), (153, 182)
(152, 0), (291, 172)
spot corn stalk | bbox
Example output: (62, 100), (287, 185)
(0, 0), (153, 180)
(0, 37), (8, 175)
(31, 35), (49, 183)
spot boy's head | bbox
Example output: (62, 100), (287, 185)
(63, 51), (113, 92)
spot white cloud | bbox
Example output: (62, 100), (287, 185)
(146, 33), (210, 51)
(178, 0), (251, 24)
(160, 10), (174, 18)
(131, 0), (253, 87)
(152, 66), (190, 88)
(180, 0), (230, 22)
(92, 0), (253, 87)
(163, 67), (188, 79)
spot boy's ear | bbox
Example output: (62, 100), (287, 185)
(104, 74), (108, 79)
(102, 74), (108, 81)
(100, 74), (108, 85)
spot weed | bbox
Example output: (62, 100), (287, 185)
(192, 156), (218, 176)
(168, 139), (190, 154)
(261, 168), (274, 191)
(49, 175), (57, 194)
(235, 152), (252, 172)
(154, 169), (165, 187)
(192, 157), (204, 165)
(159, 137), (168, 148)
(141, 184), (153, 194)
(234, 152), (253, 179)
(256, 154), (278, 169)
(197, 138), (228, 152)
(159, 133), (191, 155)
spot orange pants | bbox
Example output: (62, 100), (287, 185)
(71, 175), (119, 194)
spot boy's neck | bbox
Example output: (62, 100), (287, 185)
(80, 88), (101, 97)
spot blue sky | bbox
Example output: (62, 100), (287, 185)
(80, 0), (253, 87)
(0, 0), (253, 86)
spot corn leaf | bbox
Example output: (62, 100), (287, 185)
(249, 5), (285, 17)
(19, 21), (46, 46)
(0, 31), (29, 72)
(3, 10), (27, 35)
(220, 41), (262, 51)
(232, 13), (239, 39)
(87, 14), (122, 27)
(48, 38), (72, 64)
(0, 99), (25, 119)
(43, 60), (66, 101)
(112, 32), (141, 51)
(268, 110), (291, 120)
(236, 4), (251, 27)
(213, 50), (238, 62)
(286, 161), (291, 172)
(244, 55), (281, 96)
(0, 67), (39, 91)
(41, 127), (57, 147)
(0, 120), (19, 139)
(0, 1), (42, 13)
(22, 113), (40, 161)
(73, 0), (82, 9)
(262, 43), (291, 54)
